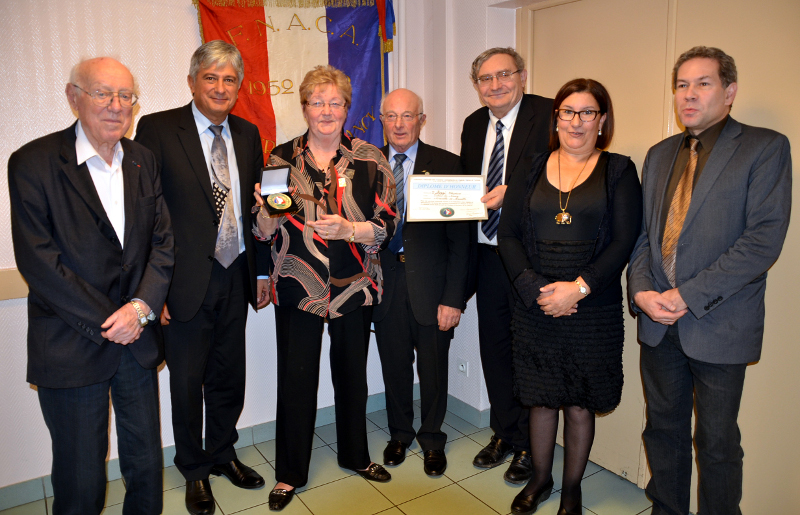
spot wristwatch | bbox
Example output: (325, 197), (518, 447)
(131, 300), (157, 327)
(575, 280), (588, 297)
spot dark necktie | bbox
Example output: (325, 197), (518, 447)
(482, 120), (504, 240)
(209, 125), (239, 268)
(662, 137), (699, 287)
(388, 153), (407, 254)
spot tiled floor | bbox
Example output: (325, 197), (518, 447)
(2, 406), (652, 515)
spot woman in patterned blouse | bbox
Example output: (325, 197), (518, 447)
(252, 65), (398, 511)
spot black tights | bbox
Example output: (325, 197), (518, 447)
(521, 406), (595, 511)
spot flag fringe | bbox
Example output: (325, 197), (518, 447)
(196, 0), (375, 8)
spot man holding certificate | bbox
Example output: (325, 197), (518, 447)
(373, 88), (470, 476)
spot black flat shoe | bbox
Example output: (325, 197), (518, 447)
(268, 487), (295, 511)
(383, 440), (409, 466)
(510, 476), (554, 514)
(355, 462), (391, 482)
(473, 434), (514, 468)
(210, 459), (265, 489)
(423, 450), (447, 476)
(185, 479), (215, 515)
(504, 450), (533, 484)
(557, 491), (582, 514)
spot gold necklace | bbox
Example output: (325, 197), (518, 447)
(555, 150), (594, 224)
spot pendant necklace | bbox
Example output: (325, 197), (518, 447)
(555, 149), (593, 225)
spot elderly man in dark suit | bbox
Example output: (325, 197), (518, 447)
(459, 47), (552, 484)
(374, 88), (469, 477)
(9, 57), (174, 514)
(135, 41), (266, 515)
(628, 46), (792, 515)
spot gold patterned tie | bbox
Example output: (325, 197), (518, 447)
(662, 137), (699, 287)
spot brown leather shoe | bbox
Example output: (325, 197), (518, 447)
(185, 479), (215, 515)
(210, 459), (265, 489)
(473, 434), (514, 468)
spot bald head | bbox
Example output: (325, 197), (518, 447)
(66, 57), (136, 163)
(381, 88), (426, 153)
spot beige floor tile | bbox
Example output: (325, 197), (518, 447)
(366, 409), (389, 429)
(467, 426), (495, 447)
(439, 435), (487, 482)
(233, 496), (313, 514)
(297, 475), (393, 515)
(106, 478), (126, 506)
(211, 462), (272, 513)
(443, 412), (481, 436)
(237, 444), (269, 468)
(458, 462), (526, 513)
(163, 465), (186, 491)
(160, 483), (199, 515)
(369, 451), (452, 505)
(397, 483), (497, 515)
(579, 469), (651, 515)
(255, 439), (276, 462)
(297, 445), (355, 492)
(101, 504), (123, 515)
(0, 500), (47, 515)
(373, 508), (405, 515)
(315, 422), (339, 444)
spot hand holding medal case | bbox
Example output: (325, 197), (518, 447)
(260, 165), (298, 216)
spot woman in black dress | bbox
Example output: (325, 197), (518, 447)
(498, 79), (642, 515)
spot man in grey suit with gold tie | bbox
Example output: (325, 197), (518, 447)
(628, 46), (792, 515)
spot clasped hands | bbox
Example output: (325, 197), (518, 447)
(537, 281), (582, 317)
(101, 300), (151, 345)
(633, 288), (688, 325)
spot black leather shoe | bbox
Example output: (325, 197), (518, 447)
(423, 450), (447, 476)
(510, 476), (554, 514)
(268, 487), (295, 511)
(383, 440), (408, 466)
(210, 459), (265, 489)
(504, 450), (533, 484)
(557, 491), (582, 515)
(356, 463), (392, 482)
(185, 479), (215, 515)
(473, 434), (514, 468)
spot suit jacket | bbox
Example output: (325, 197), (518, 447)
(627, 117), (792, 364)
(373, 141), (470, 326)
(460, 93), (554, 298)
(135, 103), (265, 321)
(9, 123), (174, 388)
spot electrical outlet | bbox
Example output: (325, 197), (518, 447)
(457, 359), (469, 376)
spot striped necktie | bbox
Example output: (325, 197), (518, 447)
(482, 120), (504, 240)
(388, 153), (407, 254)
(662, 137), (699, 287)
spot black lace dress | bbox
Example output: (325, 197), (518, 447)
(497, 152), (642, 413)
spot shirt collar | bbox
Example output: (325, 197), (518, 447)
(488, 96), (523, 129)
(191, 100), (230, 138)
(388, 139), (419, 165)
(686, 115), (729, 151)
(75, 120), (123, 168)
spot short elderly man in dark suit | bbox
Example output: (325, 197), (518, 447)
(459, 47), (552, 483)
(628, 46), (792, 515)
(374, 88), (469, 477)
(135, 41), (266, 515)
(9, 57), (174, 514)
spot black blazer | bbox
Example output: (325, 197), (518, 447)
(373, 141), (470, 326)
(459, 93), (554, 297)
(135, 103), (265, 321)
(9, 123), (174, 388)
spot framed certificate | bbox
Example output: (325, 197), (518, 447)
(406, 175), (488, 222)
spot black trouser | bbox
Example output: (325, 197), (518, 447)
(274, 304), (373, 487)
(476, 244), (530, 451)
(375, 260), (452, 452)
(164, 253), (249, 481)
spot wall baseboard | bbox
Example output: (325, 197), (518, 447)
(0, 388), (489, 511)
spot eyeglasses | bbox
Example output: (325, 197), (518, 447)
(305, 101), (346, 111)
(556, 109), (600, 122)
(71, 84), (138, 108)
(475, 70), (521, 86)
(381, 112), (423, 124)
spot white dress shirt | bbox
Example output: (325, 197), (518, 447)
(191, 101), (246, 254)
(478, 98), (523, 245)
(388, 140), (419, 254)
(76, 121), (125, 248)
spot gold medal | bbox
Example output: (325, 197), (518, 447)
(266, 193), (293, 210)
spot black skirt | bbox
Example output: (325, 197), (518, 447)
(511, 240), (624, 414)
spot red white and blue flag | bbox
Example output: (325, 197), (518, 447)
(194, 0), (395, 159)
